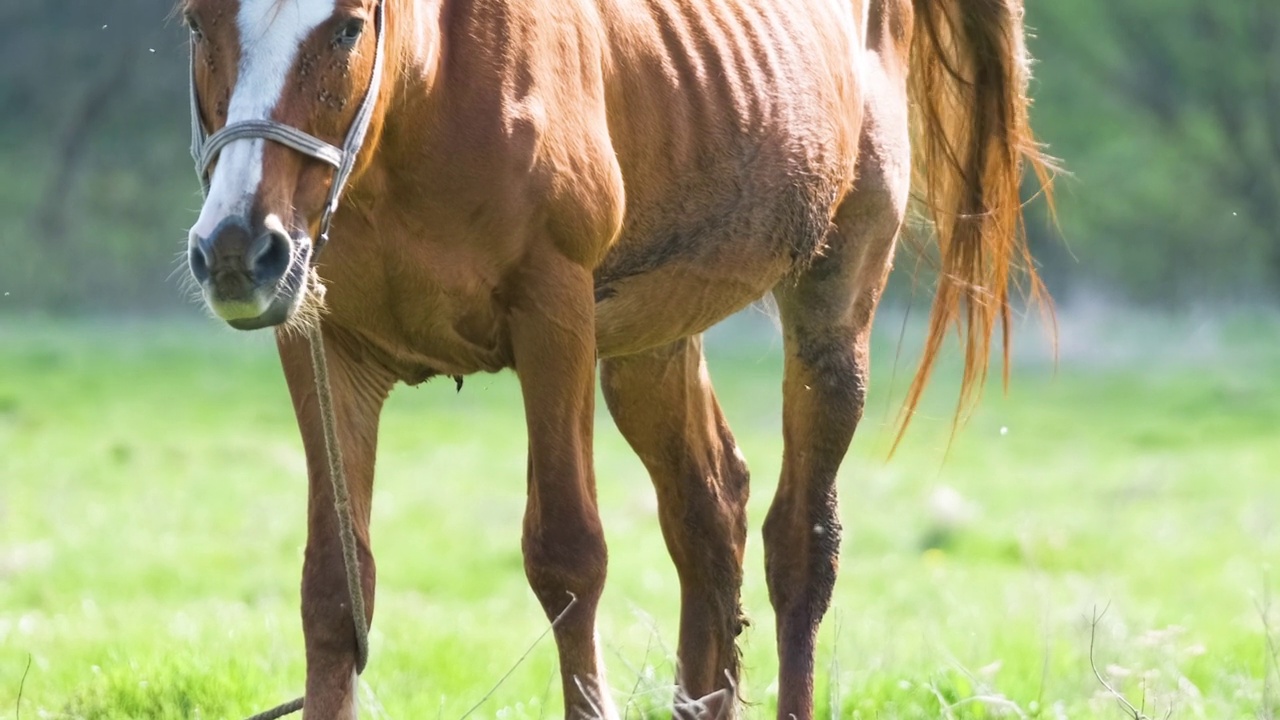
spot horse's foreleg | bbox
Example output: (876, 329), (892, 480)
(278, 327), (394, 720)
(601, 336), (748, 719)
(511, 257), (618, 720)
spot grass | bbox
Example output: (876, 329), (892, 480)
(2, 309), (1280, 719)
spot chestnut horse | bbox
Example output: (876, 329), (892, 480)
(179, 0), (1050, 717)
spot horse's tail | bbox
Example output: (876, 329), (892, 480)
(896, 0), (1055, 447)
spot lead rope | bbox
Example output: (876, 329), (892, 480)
(306, 316), (372, 679)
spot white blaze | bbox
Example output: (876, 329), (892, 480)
(190, 0), (337, 241)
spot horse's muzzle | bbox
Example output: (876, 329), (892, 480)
(188, 215), (311, 329)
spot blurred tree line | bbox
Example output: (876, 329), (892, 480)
(1030, 0), (1279, 304)
(0, 0), (1276, 311)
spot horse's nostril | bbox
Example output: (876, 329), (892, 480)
(249, 228), (292, 283)
(189, 238), (211, 284)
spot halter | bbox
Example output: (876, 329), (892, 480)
(188, 0), (387, 253)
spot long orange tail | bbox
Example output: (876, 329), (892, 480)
(896, 0), (1055, 448)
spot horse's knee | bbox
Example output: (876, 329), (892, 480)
(523, 511), (608, 617)
(301, 541), (376, 652)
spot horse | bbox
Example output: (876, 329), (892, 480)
(178, 0), (1051, 717)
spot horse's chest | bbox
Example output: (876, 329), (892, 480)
(327, 251), (514, 381)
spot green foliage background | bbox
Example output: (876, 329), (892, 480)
(1028, 1), (1279, 304)
(0, 0), (1275, 309)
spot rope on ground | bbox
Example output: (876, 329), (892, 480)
(243, 696), (305, 720)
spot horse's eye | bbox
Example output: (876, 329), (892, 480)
(334, 18), (364, 49)
(184, 13), (204, 41)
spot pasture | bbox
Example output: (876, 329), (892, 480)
(2, 311), (1279, 718)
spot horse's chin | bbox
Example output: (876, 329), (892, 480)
(226, 299), (296, 330)
(213, 246), (312, 331)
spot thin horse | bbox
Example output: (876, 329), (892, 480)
(179, 0), (1051, 717)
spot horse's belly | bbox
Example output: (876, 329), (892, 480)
(593, 0), (859, 356)
(593, 133), (849, 354)
(592, 172), (837, 357)
(594, 247), (789, 357)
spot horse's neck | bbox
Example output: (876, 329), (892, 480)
(359, 0), (607, 227)
(350, 0), (445, 201)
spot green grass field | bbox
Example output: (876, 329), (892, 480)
(3, 311), (1280, 719)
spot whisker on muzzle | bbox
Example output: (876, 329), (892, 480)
(170, 241), (210, 310)
(278, 266), (328, 338)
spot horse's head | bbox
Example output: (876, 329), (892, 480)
(183, 0), (385, 330)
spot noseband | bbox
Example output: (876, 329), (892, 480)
(188, 0), (387, 253)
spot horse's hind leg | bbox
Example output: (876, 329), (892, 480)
(602, 336), (750, 719)
(764, 107), (909, 718)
